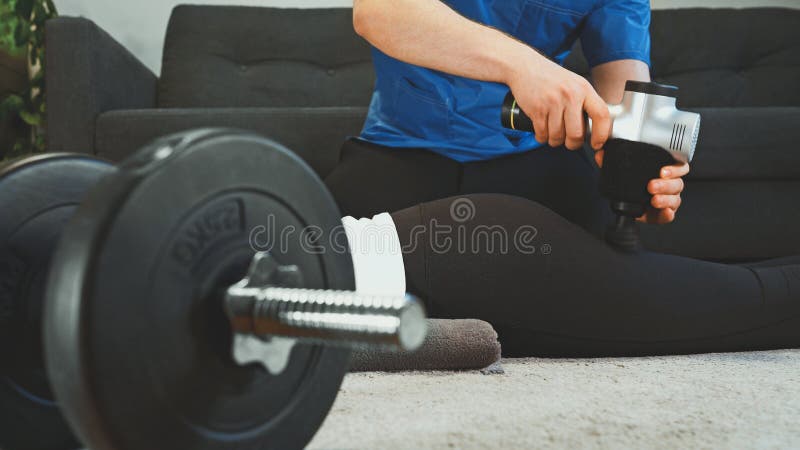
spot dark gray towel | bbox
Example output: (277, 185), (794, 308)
(348, 319), (501, 372)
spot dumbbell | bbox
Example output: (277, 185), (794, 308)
(0, 129), (428, 450)
(1, 154), (112, 450)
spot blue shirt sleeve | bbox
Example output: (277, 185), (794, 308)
(579, 0), (652, 68)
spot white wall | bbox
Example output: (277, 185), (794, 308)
(53, 0), (800, 74)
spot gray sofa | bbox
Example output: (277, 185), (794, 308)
(45, 6), (800, 261)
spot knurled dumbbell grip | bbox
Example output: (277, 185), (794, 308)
(226, 287), (428, 351)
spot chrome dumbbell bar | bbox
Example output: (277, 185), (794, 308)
(225, 252), (428, 374)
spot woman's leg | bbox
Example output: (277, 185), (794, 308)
(461, 146), (611, 238)
(392, 193), (800, 357)
(325, 139), (461, 218)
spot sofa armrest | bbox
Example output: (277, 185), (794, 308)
(46, 17), (157, 154)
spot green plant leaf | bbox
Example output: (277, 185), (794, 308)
(32, 0), (42, 18)
(2, 0), (58, 153)
(35, 131), (45, 144)
(18, 109), (41, 126)
(0, 94), (25, 118)
(13, 21), (30, 47)
(1, 0), (16, 16)
(29, 47), (41, 66)
(14, 0), (32, 20)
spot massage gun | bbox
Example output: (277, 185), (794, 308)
(501, 81), (701, 251)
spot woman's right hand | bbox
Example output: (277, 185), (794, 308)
(506, 53), (612, 151)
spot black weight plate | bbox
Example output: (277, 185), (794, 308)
(45, 129), (353, 450)
(0, 154), (114, 450)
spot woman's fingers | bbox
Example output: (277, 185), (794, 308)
(548, 106), (566, 147)
(604, 151), (690, 225)
(584, 91), (611, 150)
(648, 177), (684, 195)
(653, 208), (676, 224)
(594, 149), (604, 167)
(510, 72), (604, 150)
(661, 162), (690, 178)
(651, 194), (682, 210)
(533, 109), (549, 144)
(637, 207), (676, 224)
(564, 101), (585, 150)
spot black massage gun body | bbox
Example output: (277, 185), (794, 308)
(501, 81), (701, 252)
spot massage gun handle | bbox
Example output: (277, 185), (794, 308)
(501, 92), (535, 132)
(600, 139), (677, 253)
(501, 92), (598, 134)
(501, 81), (680, 134)
(600, 139), (678, 217)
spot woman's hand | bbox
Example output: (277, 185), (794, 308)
(506, 55), (612, 151)
(641, 162), (689, 224)
(595, 150), (690, 224)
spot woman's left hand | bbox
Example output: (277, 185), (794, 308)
(640, 162), (690, 224)
(595, 150), (690, 224)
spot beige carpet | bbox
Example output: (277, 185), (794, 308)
(309, 350), (800, 449)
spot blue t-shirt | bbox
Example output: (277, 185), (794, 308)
(358, 0), (652, 162)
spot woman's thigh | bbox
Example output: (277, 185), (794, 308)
(461, 146), (612, 237)
(324, 139), (461, 218)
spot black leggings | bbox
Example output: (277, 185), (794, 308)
(325, 140), (800, 356)
(325, 138), (612, 237)
(391, 194), (800, 357)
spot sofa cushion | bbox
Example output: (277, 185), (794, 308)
(565, 8), (800, 108)
(641, 180), (800, 261)
(649, 8), (800, 108)
(95, 107), (368, 176)
(687, 107), (800, 180)
(159, 6), (374, 108)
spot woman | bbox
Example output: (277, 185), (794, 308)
(342, 195), (800, 356)
(328, 0), (800, 356)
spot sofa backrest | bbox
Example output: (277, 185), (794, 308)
(159, 5), (374, 108)
(550, 8), (800, 108)
(635, 8), (798, 108)
(160, 5), (799, 109)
